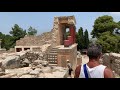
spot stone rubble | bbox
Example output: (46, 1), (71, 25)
(102, 53), (120, 77)
(0, 50), (68, 78)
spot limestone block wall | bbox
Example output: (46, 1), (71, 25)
(57, 44), (77, 71)
(102, 53), (120, 75)
(51, 16), (76, 47)
(16, 32), (52, 46)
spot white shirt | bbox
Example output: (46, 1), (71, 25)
(79, 64), (106, 78)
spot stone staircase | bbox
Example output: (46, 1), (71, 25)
(47, 47), (58, 64)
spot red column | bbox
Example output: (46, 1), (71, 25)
(70, 26), (75, 44)
(73, 26), (76, 43)
(67, 36), (72, 45)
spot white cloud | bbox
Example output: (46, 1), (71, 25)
(109, 12), (120, 16)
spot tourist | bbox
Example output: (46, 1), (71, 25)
(66, 60), (73, 78)
(74, 43), (114, 78)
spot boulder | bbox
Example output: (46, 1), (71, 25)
(29, 70), (39, 75)
(0, 72), (5, 76)
(36, 64), (43, 68)
(42, 61), (49, 67)
(22, 59), (30, 67)
(42, 67), (51, 73)
(0, 73), (17, 78)
(23, 59), (30, 64)
(33, 60), (42, 66)
(2, 56), (20, 69)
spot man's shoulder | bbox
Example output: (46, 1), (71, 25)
(104, 67), (114, 78)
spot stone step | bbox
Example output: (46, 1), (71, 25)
(52, 48), (58, 50)
(48, 60), (57, 64)
(48, 53), (57, 55)
(50, 51), (58, 53)
(49, 64), (58, 66)
(51, 49), (58, 52)
(47, 47), (58, 64)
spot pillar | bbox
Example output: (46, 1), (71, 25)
(74, 26), (76, 43)
(69, 26), (75, 44)
(22, 47), (24, 52)
(67, 36), (72, 45)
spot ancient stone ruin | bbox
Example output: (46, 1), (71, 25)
(0, 16), (79, 78)
(15, 16), (78, 71)
(1, 15), (120, 78)
(102, 53), (120, 77)
(0, 50), (68, 78)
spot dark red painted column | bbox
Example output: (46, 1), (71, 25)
(73, 26), (76, 43)
(67, 36), (72, 45)
(70, 26), (75, 44)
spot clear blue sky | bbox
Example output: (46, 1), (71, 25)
(0, 12), (120, 38)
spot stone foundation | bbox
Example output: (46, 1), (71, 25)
(57, 43), (77, 71)
(102, 53), (120, 76)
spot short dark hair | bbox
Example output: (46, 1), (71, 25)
(87, 43), (102, 60)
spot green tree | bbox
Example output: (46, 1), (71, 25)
(9, 24), (26, 49)
(2, 34), (14, 50)
(84, 29), (89, 49)
(115, 21), (120, 35)
(96, 31), (119, 53)
(27, 26), (37, 35)
(9, 24), (26, 41)
(0, 32), (5, 48)
(77, 27), (84, 50)
(91, 15), (118, 38)
(76, 32), (80, 50)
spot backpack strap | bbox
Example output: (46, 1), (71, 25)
(83, 64), (89, 78)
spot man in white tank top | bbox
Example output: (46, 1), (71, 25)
(74, 43), (114, 78)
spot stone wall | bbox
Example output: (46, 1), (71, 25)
(57, 44), (77, 71)
(102, 53), (120, 75)
(16, 32), (52, 46)
(16, 16), (76, 48)
(51, 16), (76, 47)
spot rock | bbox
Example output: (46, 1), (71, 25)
(22, 59), (30, 67)
(36, 64), (42, 68)
(19, 75), (34, 78)
(29, 70), (39, 75)
(42, 61), (49, 67)
(2, 56), (20, 69)
(31, 66), (36, 70)
(44, 73), (55, 78)
(29, 64), (32, 67)
(77, 51), (81, 57)
(21, 63), (29, 67)
(34, 68), (42, 72)
(33, 60), (42, 66)
(0, 68), (5, 72)
(53, 67), (65, 72)
(38, 73), (45, 78)
(0, 73), (17, 78)
(11, 76), (18, 78)
(0, 72), (5, 76)
(23, 59), (30, 64)
(42, 67), (51, 73)
(52, 71), (67, 78)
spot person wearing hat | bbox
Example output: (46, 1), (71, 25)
(66, 60), (73, 78)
